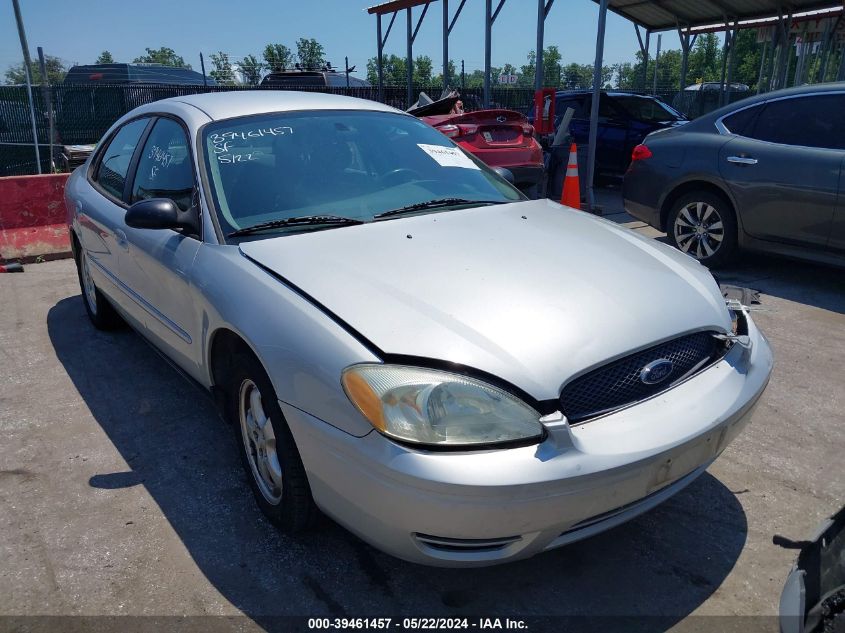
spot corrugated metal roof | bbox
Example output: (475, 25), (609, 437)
(600, 0), (844, 31)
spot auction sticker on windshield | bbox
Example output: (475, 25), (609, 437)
(417, 144), (480, 170)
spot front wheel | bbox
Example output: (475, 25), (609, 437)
(228, 353), (317, 532)
(667, 191), (738, 268)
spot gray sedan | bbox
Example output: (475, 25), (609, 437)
(65, 91), (772, 567)
(624, 83), (845, 268)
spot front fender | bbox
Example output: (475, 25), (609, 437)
(192, 244), (379, 437)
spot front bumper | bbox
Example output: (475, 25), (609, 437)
(284, 314), (772, 567)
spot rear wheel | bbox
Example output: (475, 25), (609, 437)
(667, 191), (738, 268)
(228, 352), (317, 532)
(74, 246), (122, 330)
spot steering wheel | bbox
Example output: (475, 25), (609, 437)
(378, 168), (421, 186)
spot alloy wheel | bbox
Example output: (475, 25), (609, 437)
(673, 201), (725, 260)
(239, 378), (283, 505)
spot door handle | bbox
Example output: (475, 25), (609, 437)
(727, 156), (758, 165)
(114, 228), (128, 249)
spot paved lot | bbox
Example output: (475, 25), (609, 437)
(1, 193), (843, 632)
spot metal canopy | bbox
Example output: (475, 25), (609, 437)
(595, 0), (844, 31)
(367, 0), (432, 15)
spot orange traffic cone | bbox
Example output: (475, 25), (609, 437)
(560, 143), (581, 209)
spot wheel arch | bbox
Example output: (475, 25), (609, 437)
(659, 179), (739, 234)
(69, 228), (81, 261)
(208, 326), (259, 386)
(207, 327), (264, 419)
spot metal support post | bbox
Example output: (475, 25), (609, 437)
(484, 0), (492, 107)
(407, 8), (413, 107)
(635, 25), (650, 91)
(652, 33), (662, 95)
(586, 0), (608, 213)
(11, 0), (41, 174)
(37, 47), (54, 172)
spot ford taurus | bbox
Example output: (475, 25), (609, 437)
(65, 91), (772, 567)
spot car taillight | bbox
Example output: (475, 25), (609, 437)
(522, 123), (534, 136)
(439, 124), (461, 138)
(439, 124), (477, 139)
(631, 144), (653, 161)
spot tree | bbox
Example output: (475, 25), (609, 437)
(731, 29), (762, 89)
(520, 45), (564, 87)
(612, 62), (636, 89)
(688, 33), (721, 84)
(133, 47), (190, 68)
(433, 59), (457, 87)
(238, 54), (263, 85)
(263, 43), (292, 72)
(296, 38), (325, 70)
(4, 55), (66, 85)
(209, 51), (235, 84)
(366, 54), (439, 86)
(96, 51), (114, 64)
(366, 54), (404, 86)
(413, 55), (433, 84)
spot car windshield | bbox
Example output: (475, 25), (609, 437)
(201, 109), (523, 239)
(612, 96), (685, 122)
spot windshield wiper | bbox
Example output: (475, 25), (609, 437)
(373, 198), (507, 220)
(228, 214), (365, 238)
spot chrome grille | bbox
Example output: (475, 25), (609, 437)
(560, 332), (722, 423)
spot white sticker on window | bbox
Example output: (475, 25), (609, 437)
(417, 143), (480, 170)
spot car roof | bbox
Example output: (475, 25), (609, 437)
(141, 90), (401, 121)
(690, 81), (845, 126)
(554, 89), (657, 99)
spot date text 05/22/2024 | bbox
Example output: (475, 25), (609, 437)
(307, 618), (529, 630)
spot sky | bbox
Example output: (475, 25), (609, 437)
(0, 0), (687, 79)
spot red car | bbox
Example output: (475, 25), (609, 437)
(410, 92), (544, 196)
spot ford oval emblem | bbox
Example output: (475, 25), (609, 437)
(496, 115), (507, 123)
(639, 359), (674, 385)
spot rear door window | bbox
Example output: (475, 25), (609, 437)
(611, 95), (683, 122)
(749, 94), (845, 150)
(721, 105), (762, 136)
(555, 97), (584, 118)
(130, 118), (194, 211)
(94, 118), (149, 200)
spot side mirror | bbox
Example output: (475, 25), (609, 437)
(492, 166), (515, 184)
(125, 198), (180, 230)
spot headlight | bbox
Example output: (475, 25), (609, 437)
(341, 364), (543, 447)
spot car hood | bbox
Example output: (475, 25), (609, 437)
(239, 199), (731, 400)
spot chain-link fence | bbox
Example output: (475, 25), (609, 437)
(0, 82), (750, 177)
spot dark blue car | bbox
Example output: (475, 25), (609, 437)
(535, 90), (688, 177)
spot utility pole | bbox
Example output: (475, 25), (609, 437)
(461, 59), (465, 91)
(12, 0), (41, 174)
(345, 56), (350, 88)
(37, 47), (54, 172)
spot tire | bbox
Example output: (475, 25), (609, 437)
(228, 352), (317, 532)
(667, 191), (738, 268)
(74, 245), (123, 330)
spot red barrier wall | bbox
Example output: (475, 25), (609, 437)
(0, 174), (71, 262)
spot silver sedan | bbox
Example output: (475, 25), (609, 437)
(65, 91), (772, 567)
